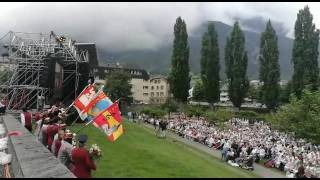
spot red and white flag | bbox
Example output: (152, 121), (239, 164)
(73, 84), (96, 120)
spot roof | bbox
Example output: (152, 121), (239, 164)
(94, 66), (150, 80)
(149, 74), (167, 81)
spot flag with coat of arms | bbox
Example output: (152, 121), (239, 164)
(72, 84), (96, 120)
(92, 100), (124, 142)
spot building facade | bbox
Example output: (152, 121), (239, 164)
(92, 64), (170, 104)
(131, 75), (170, 104)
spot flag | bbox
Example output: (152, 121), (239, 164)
(73, 84), (96, 120)
(93, 101), (123, 142)
(85, 90), (113, 123)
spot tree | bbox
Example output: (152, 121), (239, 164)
(103, 71), (133, 106)
(247, 84), (258, 101)
(200, 22), (220, 105)
(185, 105), (204, 120)
(279, 81), (292, 104)
(161, 97), (179, 119)
(272, 89), (320, 144)
(192, 80), (205, 102)
(141, 106), (166, 118)
(259, 20), (280, 110)
(224, 22), (249, 109)
(205, 108), (234, 128)
(169, 17), (190, 103)
(291, 6), (320, 98)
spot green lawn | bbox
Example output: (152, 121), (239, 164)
(70, 120), (260, 178)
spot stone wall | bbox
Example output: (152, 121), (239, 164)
(1, 114), (75, 178)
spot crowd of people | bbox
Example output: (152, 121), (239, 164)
(20, 102), (96, 178)
(139, 114), (168, 138)
(141, 112), (320, 178)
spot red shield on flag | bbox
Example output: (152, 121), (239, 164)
(73, 84), (96, 120)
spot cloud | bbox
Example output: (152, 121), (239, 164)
(0, 2), (205, 52)
(202, 2), (320, 38)
(0, 2), (319, 52)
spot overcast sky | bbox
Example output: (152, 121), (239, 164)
(0, 2), (319, 52)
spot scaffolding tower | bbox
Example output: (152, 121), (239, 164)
(0, 31), (89, 112)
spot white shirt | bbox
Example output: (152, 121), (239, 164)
(20, 113), (25, 127)
(20, 112), (32, 127)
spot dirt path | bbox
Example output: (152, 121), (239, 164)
(142, 123), (286, 178)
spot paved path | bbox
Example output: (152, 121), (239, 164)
(141, 122), (286, 178)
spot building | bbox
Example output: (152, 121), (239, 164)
(220, 83), (229, 102)
(92, 65), (149, 86)
(250, 80), (263, 88)
(188, 87), (194, 100)
(131, 75), (171, 104)
(250, 79), (289, 88)
(92, 63), (170, 104)
(279, 80), (288, 86)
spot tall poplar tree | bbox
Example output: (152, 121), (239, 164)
(259, 20), (280, 110)
(169, 17), (190, 103)
(224, 22), (249, 108)
(291, 6), (320, 98)
(200, 22), (220, 105)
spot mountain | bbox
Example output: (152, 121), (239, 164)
(98, 21), (294, 80)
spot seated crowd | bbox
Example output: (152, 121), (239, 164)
(142, 113), (320, 178)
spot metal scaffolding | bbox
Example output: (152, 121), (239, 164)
(0, 31), (89, 111)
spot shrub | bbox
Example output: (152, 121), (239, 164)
(234, 110), (258, 119)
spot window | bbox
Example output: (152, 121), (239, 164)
(156, 92), (159, 97)
(156, 99), (159, 103)
(157, 86), (159, 90)
(143, 93), (148, 96)
(151, 92), (154, 97)
(151, 86), (154, 90)
(160, 92), (164, 96)
(161, 85), (164, 90)
(143, 86), (148, 89)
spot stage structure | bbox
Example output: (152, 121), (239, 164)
(0, 31), (89, 111)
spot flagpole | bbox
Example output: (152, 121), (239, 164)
(74, 114), (101, 134)
(73, 100), (120, 134)
(70, 85), (107, 132)
(69, 115), (81, 127)
(74, 122), (90, 134)
(77, 84), (104, 115)
(74, 114), (114, 134)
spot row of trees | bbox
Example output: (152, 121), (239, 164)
(169, 6), (320, 111)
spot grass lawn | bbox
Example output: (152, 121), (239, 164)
(69, 120), (260, 178)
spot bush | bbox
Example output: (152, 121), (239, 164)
(161, 98), (179, 114)
(234, 110), (258, 119)
(204, 108), (234, 123)
(184, 105), (205, 118)
(271, 89), (320, 144)
(140, 106), (166, 118)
